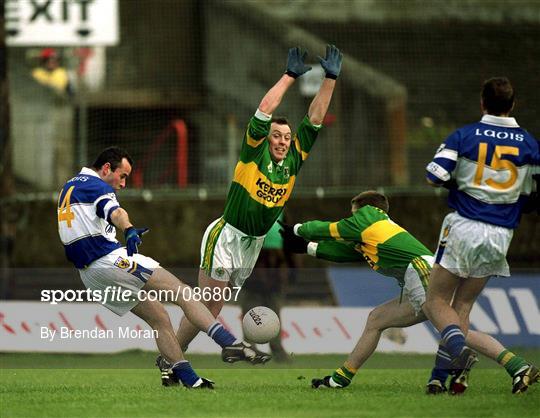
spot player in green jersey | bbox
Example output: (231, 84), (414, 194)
(280, 191), (538, 394)
(173, 45), (343, 359)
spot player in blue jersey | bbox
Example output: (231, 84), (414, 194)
(57, 147), (270, 389)
(424, 77), (540, 394)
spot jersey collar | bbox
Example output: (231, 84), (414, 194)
(80, 167), (101, 178)
(480, 114), (519, 128)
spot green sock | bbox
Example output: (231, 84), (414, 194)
(331, 362), (357, 387)
(497, 350), (529, 377)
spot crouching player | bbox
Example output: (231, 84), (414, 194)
(279, 191), (539, 394)
(57, 147), (270, 389)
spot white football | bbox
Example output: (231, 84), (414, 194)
(242, 306), (281, 344)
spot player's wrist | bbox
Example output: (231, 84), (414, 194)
(293, 223), (302, 236)
(285, 71), (299, 79)
(124, 226), (135, 234)
(307, 242), (318, 257)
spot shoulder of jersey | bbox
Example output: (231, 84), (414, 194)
(69, 176), (114, 202)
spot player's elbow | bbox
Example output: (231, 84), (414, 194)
(109, 207), (126, 224)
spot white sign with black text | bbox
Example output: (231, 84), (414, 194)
(5, 0), (119, 46)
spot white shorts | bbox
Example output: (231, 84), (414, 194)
(79, 247), (160, 316)
(200, 218), (265, 287)
(403, 255), (433, 315)
(435, 212), (513, 279)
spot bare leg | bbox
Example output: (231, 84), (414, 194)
(346, 298), (425, 369)
(423, 264), (461, 332)
(143, 267), (221, 335)
(131, 299), (183, 363)
(452, 276), (490, 335)
(175, 269), (229, 351)
(466, 330), (505, 361)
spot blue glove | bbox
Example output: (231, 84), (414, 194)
(125, 227), (149, 256)
(318, 44), (343, 79)
(285, 47), (312, 79)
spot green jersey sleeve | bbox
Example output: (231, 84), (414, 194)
(316, 241), (363, 263)
(240, 113), (271, 162)
(289, 115), (321, 168)
(298, 206), (389, 242)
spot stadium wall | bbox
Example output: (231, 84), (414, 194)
(5, 195), (539, 268)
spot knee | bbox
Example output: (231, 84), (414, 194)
(366, 307), (385, 331)
(146, 307), (172, 331)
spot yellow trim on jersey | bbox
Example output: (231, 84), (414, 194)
(360, 243), (379, 265)
(233, 161), (296, 208)
(361, 220), (405, 246)
(329, 222), (344, 241)
(359, 220), (406, 266)
(294, 135), (309, 161)
(246, 133), (265, 148)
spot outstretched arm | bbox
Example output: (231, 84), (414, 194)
(258, 74), (296, 116)
(308, 45), (343, 125)
(308, 78), (337, 125)
(258, 47), (311, 115)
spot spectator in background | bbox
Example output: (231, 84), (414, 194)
(32, 48), (73, 96)
(238, 213), (293, 363)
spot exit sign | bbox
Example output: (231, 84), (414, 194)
(5, 0), (119, 46)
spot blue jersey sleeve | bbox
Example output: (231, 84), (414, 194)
(426, 130), (461, 185)
(95, 193), (120, 223)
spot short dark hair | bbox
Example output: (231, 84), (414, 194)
(351, 190), (389, 212)
(92, 147), (134, 171)
(481, 77), (515, 115)
(271, 116), (292, 131)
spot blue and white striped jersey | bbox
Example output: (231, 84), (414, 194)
(426, 114), (539, 228)
(57, 167), (122, 268)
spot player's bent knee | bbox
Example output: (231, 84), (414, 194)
(366, 307), (386, 330)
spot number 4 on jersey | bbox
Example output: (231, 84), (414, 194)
(58, 186), (75, 228)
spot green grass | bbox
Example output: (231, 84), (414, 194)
(1, 352), (539, 417)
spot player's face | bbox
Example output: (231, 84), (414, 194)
(268, 122), (292, 162)
(102, 158), (132, 191)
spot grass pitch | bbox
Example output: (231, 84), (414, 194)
(1, 351), (539, 417)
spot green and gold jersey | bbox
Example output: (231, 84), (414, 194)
(223, 113), (320, 236)
(298, 205), (433, 281)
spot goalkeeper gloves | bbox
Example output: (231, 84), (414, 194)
(285, 47), (312, 79)
(278, 220), (308, 253)
(125, 226), (149, 256)
(318, 44), (343, 79)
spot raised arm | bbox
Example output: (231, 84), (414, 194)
(308, 45), (343, 125)
(258, 47), (311, 115)
(258, 74), (296, 115)
(308, 78), (337, 125)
